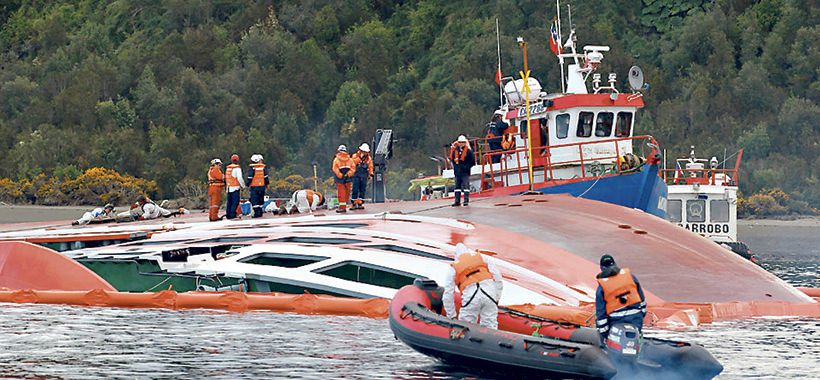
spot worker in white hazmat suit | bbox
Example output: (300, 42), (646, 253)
(442, 243), (504, 329)
(72, 204), (115, 225)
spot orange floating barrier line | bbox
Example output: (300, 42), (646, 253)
(0, 289), (389, 318)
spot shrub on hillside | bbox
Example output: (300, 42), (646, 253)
(0, 178), (23, 203)
(60, 167), (158, 205)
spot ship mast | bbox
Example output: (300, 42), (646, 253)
(517, 37), (535, 191)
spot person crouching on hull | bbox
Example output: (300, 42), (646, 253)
(443, 243), (504, 329)
(449, 135), (475, 207)
(246, 154), (269, 218)
(281, 189), (324, 214)
(351, 143), (374, 210)
(207, 158), (225, 221)
(595, 254), (647, 346)
(332, 145), (355, 213)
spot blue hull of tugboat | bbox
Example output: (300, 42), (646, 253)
(532, 164), (668, 219)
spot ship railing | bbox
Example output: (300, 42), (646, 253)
(474, 135), (660, 192)
(660, 149), (743, 186)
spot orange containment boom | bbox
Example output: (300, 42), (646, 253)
(0, 289), (389, 318)
(0, 241), (115, 291)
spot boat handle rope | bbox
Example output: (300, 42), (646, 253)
(500, 307), (583, 329)
(400, 304), (472, 331)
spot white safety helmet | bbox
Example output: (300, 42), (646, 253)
(211, 158), (222, 166)
(359, 143), (370, 152)
(457, 135), (468, 143)
(493, 110), (505, 117)
(337, 145), (347, 152)
(251, 154), (263, 163)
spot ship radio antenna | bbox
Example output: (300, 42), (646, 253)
(496, 18), (503, 107)
(556, 0), (565, 92)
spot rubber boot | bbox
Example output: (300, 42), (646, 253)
(463, 191), (470, 206)
(452, 191), (461, 207)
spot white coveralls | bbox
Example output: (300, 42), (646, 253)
(289, 190), (321, 214)
(75, 207), (109, 225)
(443, 243), (504, 329)
(141, 202), (172, 219)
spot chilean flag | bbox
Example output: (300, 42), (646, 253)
(549, 19), (561, 55)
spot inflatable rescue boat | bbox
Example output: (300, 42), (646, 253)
(389, 280), (723, 379)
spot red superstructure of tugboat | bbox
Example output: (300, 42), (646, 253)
(431, 25), (667, 218)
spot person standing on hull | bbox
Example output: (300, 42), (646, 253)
(443, 243), (504, 329)
(449, 135), (475, 207)
(595, 254), (647, 346)
(246, 154), (269, 218)
(207, 158), (225, 221)
(486, 110), (509, 164)
(224, 154), (246, 219)
(332, 145), (355, 213)
(351, 143), (374, 210)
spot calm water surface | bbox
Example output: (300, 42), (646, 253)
(0, 224), (817, 379)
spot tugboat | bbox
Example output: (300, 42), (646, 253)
(660, 146), (756, 262)
(431, 25), (667, 218)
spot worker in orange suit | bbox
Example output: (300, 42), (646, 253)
(332, 145), (355, 213)
(207, 158), (226, 221)
(351, 143), (374, 210)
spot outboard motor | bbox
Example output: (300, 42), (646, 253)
(605, 323), (642, 364)
(413, 278), (444, 315)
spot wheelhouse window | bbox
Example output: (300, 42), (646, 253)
(556, 113), (570, 139)
(710, 200), (730, 223)
(667, 200), (682, 223)
(576, 112), (593, 137)
(595, 112), (614, 137)
(686, 200), (706, 223)
(615, 112), (633, 137)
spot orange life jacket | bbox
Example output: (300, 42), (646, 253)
(208, 166), (225, 187)
(596, 268), (642, 314)
(225, 164), (240, 187)
(249, 162), (266, 187)
(332, 152), (355, 178)
(452, 252), (493, 292)
(449, 146), (469, 164)
(353, 152), (374, 176)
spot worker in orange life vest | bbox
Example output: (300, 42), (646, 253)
(224, 154), (246, 220)
(351, 143), (374, 210)
(595, 254), (647, 345)
(207, 158), (225, 221)
(449, 135), (475, 207)
(332, 145), (355, 213)
(443, 243), (504, 329)
(246, 154), (269, 218)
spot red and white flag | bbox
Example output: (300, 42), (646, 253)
(549, 18), (561, 55)
(494, 68), (502, 85)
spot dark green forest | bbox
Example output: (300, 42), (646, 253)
(0, 0), (817, 208)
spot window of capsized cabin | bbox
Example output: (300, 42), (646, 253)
(615, 112), (633, 137)
(686, 200), (706, 223)
(667, 200), (682, 223)
(595, 112), (614, 137)
(710, 200), (730, 223)
(577, 112), (593, 137)
(556, 113), (570, 139)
